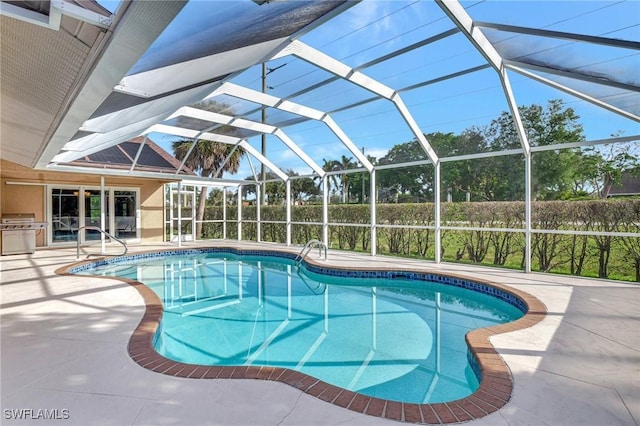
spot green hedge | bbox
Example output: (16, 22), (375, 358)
(202, 200), (640, 282)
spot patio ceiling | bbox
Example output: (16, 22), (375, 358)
(1, 0), (638, 184)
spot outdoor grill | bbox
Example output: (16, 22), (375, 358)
(1, 214), (47, 255)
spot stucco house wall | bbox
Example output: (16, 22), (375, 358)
(1, 159), (174, 249)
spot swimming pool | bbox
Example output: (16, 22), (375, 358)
(71, 247), (532, 408)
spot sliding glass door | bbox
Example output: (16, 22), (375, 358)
(51, 188), (79, 243)
(84, 189), (109, 241)
(49, 186), (139, 245)
(114, 191), (136, 239)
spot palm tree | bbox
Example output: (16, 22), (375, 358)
(322, 156), (356, 203)
(338, 155), (356, 203)
(173, 140), (244, 239)
(322, 158), (340, 191)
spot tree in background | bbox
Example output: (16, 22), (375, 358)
(321, 156), (357, 203)
(377, 140), (431, 200)
(172, 101), (244, 238)
(347, 154), (377, 203)
(484, 99), (584, 200)
(372, 100), (587, 202)
(578, 141), (639, 198)
(244, 170), (320, 204)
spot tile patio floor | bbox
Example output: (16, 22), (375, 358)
(1, 241), (638, 425)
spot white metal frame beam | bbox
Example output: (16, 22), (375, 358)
(46, 164), (244, 186)
(475, 21), (640, 50)
(435, 0), (531, 156)
(436, 0), (534, 271)
(274, 39), (444, 259)
(53, 112), (171, 162)
(168, 107), (325, 177)
(36, 0), (188, 168)
(276, 40), (440, 166)
(505, 62), (640, 122)
(218, 82), (373, 171)
(0, 0), (111, 30)
(114, 39), (287, 98)
(147, 124), (290, 182)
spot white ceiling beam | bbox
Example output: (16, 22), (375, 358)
(46, 164), (245, 186)
(145, 123), (199, 139)
(278, 41), (395, 98)
(51, 128), (144, 163)
(64, 113), (169, 152)
(169, 107), (325, 176)
(81, 81), (223, 133)
(164, 128), (289, 182)
(475, 21), (640, 50)
(172, 106), (277, 134)
(391, 94), (440, 165)
(238, 141), (289, 182)
(51, 0), (112, 29)
(149, 124), (294, 182)
(273, 129), (325, 177)
(321, 116), (373, 171)
(436, 0), (531, 157)
(506, 64), (640, 122)
(114, 38), (286, 98)
(219, 82), (373, 171)
(177, 133), (289, 182)
(277, 40), (440, 165)
(36, 0), (188, 168)
(0, 1), (57, 29)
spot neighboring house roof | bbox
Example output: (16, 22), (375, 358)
(66, 136), (195, 175)
(608, 173), (640, 197)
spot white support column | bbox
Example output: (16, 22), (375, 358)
(256, 184), (261, 242)
(286, 179), (292, 246)
(438, 1), (535, 271)
(501, 69), (533, 274)
(237, 186), (242, 242)
(434, 163), (442, 263)
(100, 176), (105, 255)
(222, 187), (227, 240)
(322, 175), (329, 247)
(370, 169), (377, 256)
(525, 155), (532, 273)
(168, 187), (174, 242)
(177, 182), (182, 247)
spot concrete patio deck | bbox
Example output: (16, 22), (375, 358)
(1, 241), (638, 425)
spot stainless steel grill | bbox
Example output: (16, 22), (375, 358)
(1, 214), (46, 255)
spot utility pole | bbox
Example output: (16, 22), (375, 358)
(260, 62), (286, 206)
(261, 63), (267, 206)
(361, 147), (366, 203)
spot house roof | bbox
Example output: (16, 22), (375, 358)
(609, 173), (640, 197)
(66, 136), (195, 175)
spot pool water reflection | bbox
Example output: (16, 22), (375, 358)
(85, 253), (523, 404)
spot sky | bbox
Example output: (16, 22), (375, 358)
(97, 0), (640, 181)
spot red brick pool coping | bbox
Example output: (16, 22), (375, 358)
(56, 247), (546, 424)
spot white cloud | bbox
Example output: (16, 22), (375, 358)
(363, 147), (389, 161)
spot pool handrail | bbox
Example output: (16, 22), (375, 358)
(295, 239), (327, 265)
(76, 226), (128, 259)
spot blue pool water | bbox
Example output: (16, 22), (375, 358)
(77, 251), (524, 404)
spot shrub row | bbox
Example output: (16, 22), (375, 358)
(200, 199), (640, 281)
